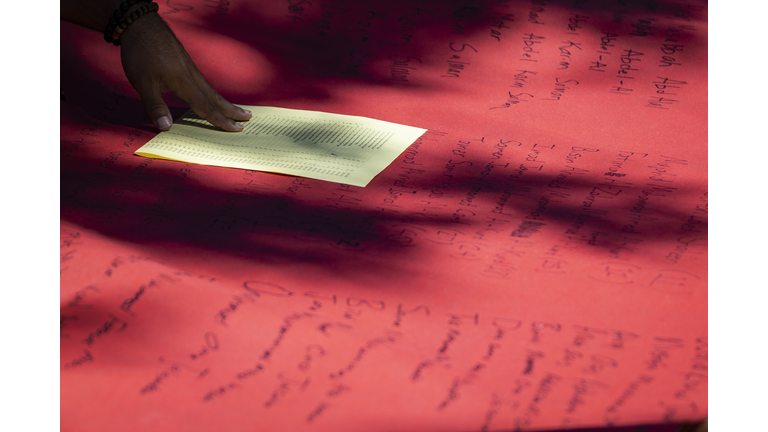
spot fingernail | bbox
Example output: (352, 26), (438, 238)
(156, 116), (172, 130)
(235, 123), (244, 129)
(242, 109), (252, 116)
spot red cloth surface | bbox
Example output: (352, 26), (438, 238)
(60, 1), (707, 431)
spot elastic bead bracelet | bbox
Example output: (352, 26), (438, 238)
(103, 0), (149, 44)
(103, 0), (159, 46)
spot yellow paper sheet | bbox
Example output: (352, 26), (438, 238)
(135, 106), (427, 187)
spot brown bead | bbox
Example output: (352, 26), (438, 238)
(104, 0), (159, 46)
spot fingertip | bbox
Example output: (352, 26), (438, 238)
(218, 119), (244, 132)
(155, 115), (173, 131)
(233, 107), (252, 122)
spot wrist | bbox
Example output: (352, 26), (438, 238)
(104, 1), (159, 46)
(119, 11), (169, 49)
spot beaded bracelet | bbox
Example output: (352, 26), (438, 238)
(103, 0), (150, 44)
(103, 0), (160, 46)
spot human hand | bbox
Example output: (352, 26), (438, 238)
(119, 13), (252, 132)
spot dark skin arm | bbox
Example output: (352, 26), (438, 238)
(61, 0), (252, 132)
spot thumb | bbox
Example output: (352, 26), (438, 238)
(137, 86), (173, 131)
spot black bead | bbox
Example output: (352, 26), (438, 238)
(105, 0), (158, 46)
